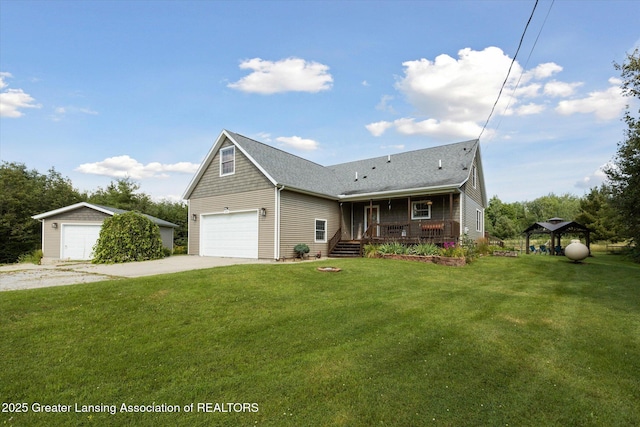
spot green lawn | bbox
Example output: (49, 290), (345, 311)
(1, 254), (639, 426)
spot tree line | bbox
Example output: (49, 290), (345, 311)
(485, 188), (621, 244)
(0, 162), (187, 263)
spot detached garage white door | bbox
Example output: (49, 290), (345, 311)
(61, 224), (102, 260)
(201, 211), (258, 258)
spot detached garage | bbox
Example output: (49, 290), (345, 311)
(32, 202), (178, 263)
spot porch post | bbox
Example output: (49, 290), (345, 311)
(526, 233), (530, 254)
(449, 193), (453, 238)
(407, 196), (411, 223)
(368, 199), (373, 239)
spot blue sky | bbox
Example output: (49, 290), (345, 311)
(1, 0), (639, 203)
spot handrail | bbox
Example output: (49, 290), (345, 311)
(328, 227), (342, 255)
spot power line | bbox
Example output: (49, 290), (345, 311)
(478, 0), (540, 141)
(494, 0), (555, 132)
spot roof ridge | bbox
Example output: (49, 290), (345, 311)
(327, 139), (478, 168)
(226, 130), (328, 169)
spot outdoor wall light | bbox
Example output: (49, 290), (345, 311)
(260, 208), (267, 217)
(223, 207), (229, 214)
(51, 222), (58, 229)
(191, 214), (197, 221)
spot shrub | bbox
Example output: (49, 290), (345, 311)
(18, 249), (43, 265)
(441, 243), (465, 258)
(92, 212), (165, 264)
(408, 243), (441, 256)
(377, 242), (407, 255)
(294, 243), (310, 259)
(363, 244), (379, 258)
(475, 238), (491, 256)
(173, 245), (187, 255)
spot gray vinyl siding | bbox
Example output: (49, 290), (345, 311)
(188, 188), (275, 258)
(279, 190), (340, 259)
(190, 139), (272, 199)
(159, 228), (174, 250)
(460, 155), (485, 240)
(461, 193), (484, 240)
(41, 208), (110, 258)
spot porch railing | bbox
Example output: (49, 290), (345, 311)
(363, 220), (460, 244)
(328, 227), (342, 255)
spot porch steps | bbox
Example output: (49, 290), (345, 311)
(330, 241), (361, 258)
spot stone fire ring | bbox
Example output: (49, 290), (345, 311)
(317, 267), (342, 273)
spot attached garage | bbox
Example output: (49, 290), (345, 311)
(60, 224), (102, 260)
(201, 211), (258, 258)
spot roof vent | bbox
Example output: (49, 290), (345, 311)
(355, 172), (358, 181)
(438, 159), (442, 169)
(387, 154), (391, 163)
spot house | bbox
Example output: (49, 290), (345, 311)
(183, 130), (487, 260)
(32, 202), (179, 262)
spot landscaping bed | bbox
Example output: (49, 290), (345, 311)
(379, 253), (466, 266)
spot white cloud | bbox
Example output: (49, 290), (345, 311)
(365, 121), (394, 137)
(544, 80), (583, 97)
(395, 47), (518, 123)
(523, 62), (563, 80)
(228, 57), (333, 94)
(575, 164), (609, 189)
(0, 72), (41, 117)
(514, 103), (546, 115)
(375, 95), (396, 113)
(76, 155), (199, 179)
(276, 135), (319, 151)
(50, 105), (99, 121)
(393, 117), (485, 140)
(366, 46), (621, 140)
(556, 83), (625, 120)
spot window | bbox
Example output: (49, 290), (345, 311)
(411, 201), (432, 220)
(476, 209), (483, 233)
(471, 165), (477, 188)
(220, 146), (235, 176)
(315, 219), (327, 243)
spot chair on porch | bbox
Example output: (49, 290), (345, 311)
(555, 245), (564, 256)
(539, 245), (548, 255)
(529, 245), (537, 254)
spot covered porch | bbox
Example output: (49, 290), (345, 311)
(337, 193), (461, 246)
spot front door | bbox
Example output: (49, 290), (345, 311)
(364, 205), (380, 238)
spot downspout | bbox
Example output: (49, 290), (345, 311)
(275, 185), (285, 260)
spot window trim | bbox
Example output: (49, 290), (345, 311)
(411, 201), (432, 220)
(220, 146), (235, 176)
(471, 164), (477, 188)
(476, 209), (483, 233)
(314, 218), (327, 243)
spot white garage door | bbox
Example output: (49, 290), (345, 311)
(201, 211), (258, 258)
(61, 224), (102, 260)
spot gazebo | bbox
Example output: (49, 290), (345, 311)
(523, 218), (591, 255)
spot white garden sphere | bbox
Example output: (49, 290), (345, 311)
(565, 239), (589, 261)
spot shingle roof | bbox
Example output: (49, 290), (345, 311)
(184, 129), (483, 201)
(32, 202), (179, 228)
(328, 139), (479, 196)
(227, 131), (480, 199)
(226, 131), (343, 197)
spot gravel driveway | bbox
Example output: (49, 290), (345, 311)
(0, 256), (272, 292)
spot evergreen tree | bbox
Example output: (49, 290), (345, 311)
(606, 48), (640, 260)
